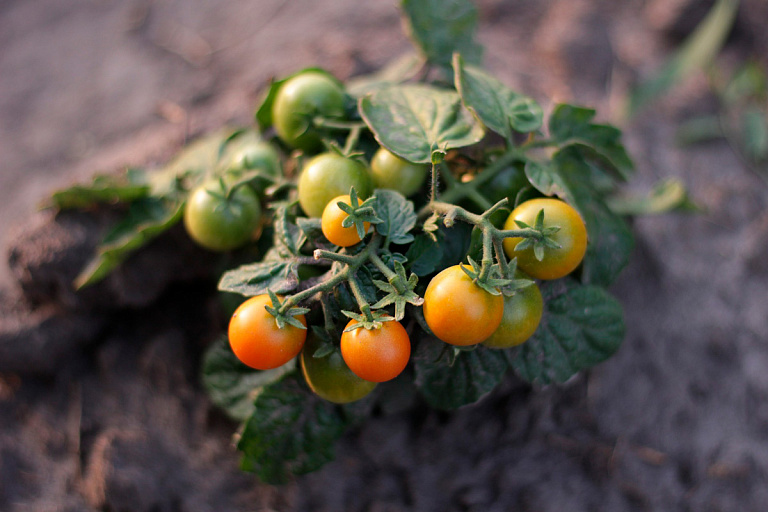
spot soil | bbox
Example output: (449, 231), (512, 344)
(2, 0), (768, 510)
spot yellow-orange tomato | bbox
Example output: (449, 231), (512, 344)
(228, 294), (307, 370)
(340, 320), (410, 383)
(503, 198), (587, 280)
(422, 265), (504, 346)
(321, 195), (370, 247)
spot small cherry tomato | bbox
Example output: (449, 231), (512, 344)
(184, 179), (262, 252)
(340, 320), (411, 383)
(297, 152), (373, 218)
(301, 333), (377, 404)
(503, 198), (587, 280)
(271, 71), (345, 152)
(422, 265), (504, 346)
(370, 147), (428, 197)
(482, 276), (544, 349)
(228, 294), (307, 370)
(321, 194), (370, 247)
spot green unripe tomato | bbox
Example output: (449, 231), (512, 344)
(301, 334), (377, 404)
(271, 71), (345, 152)
(297, 152), (373, 218)
(482, 276), (544, 349)
(183, 179), (262, 251)
(370, 147), (428, 197)
(228, 140), (281, 195)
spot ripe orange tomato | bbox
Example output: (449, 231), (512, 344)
(422, 265), (504, 346)
(340, 319), (410, 383)
(228, 294), (307, 370)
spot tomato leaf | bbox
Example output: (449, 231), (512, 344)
(74, 198), (184, 289)
(237, 373), (360, 484)
(548, 104), (634, 181)
(217, 257), (300, 297)
(605, 178), (700, 216)
(359, 84), (485, 164)
(400, 0), (482, 70)
(454, 54), (543, 139)
(404, 234), (443, 276)
(413, 337), (508, 410)
(506, 279), (625, 385)
(373, 190), (417, 245)
(47, 168), (150, 209)
(201, 337), (295, 422)
(272, 206), (306, 257)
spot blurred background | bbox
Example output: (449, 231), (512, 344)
(2, 0), (768, 510)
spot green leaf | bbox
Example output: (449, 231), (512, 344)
(359, 84), (485, 164)
(255, 67), (343, 130)
(606, 178), (700, 215)
(272, 206), (306, 258)
(373, 190), (417, 245)
(453, 54), (543, 138)
(237, 373), (358, 484)
(400, 0), (482, 69)
(524, 160), (561, 197)
(217, 257), (300, 297)
(404, 234), (443, 276)
(150, 129), (233, 196)
(201, 337), (295, 422)
(74, 198), (184, 288)
(506, 279), (625, 385)
(346, 52), (425, 97)
(413, 337), (508, 410)
(549, 104), (634, 180)
(48, 168), (150, 209)
(742, 106), (768, 162)
(627, 0), (740, 118)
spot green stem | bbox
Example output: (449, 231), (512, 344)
(312, 118), (367, 131)
(368, 252), (407, 294)
(347, 273), (373, 321)
(477, 227), (494, 282)
(343, 125), (362, 155)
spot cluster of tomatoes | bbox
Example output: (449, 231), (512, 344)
(183, 70), (589, 404)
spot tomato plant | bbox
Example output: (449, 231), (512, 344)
(370, 147), (428, 197)
(272, 71), (346, 152)
(50, 0), (688, 485)
(297, 152), (373, 218)
(183, 179), (262, 252)
(502, 198), (588, 280)
(423, 264), (504, 346)
(340, 319), (411, 383)
(300, 333), (377, 403)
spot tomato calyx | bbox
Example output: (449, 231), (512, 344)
(264, 290), (311, 330)
(370, 259), (423, 321)
(336, 187), (382, 241)
(341, 309), (396, 332)
(510, 207), (563, 262)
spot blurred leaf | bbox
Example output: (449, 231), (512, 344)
(74, 198), (183, 289)
(218, 257), (300, 297)
(400, 0), (482, 70)
(346, 53), (425, 97)
(741, 106), (768, 162)
(201, 337), (295, 422)
(48, 168), (150, 209)
(606, 178), (700, 215)
(237, 373), (361, 484)
(675, 115), (724, 146)
(627, 0), (740, 118)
